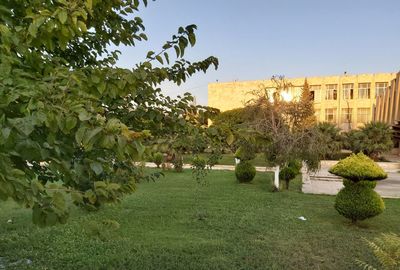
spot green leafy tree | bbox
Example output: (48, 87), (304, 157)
(247, 76), (327, 175)
(315, 122), (344, 159)
(346, 122), (393, 160)
(286, 78), (316, 130)
(0, 0), (218, 226)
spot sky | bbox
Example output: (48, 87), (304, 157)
(114, 0), (400, 105)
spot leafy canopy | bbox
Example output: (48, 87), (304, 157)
(0, 0), (218, 226)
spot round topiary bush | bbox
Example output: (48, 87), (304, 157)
(235, 161), (256, 183)
(335, 179), (384, 223)
(329, 153), (386, 223)
(279, 166), (297, 190)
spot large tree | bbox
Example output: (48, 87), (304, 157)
(248, 77), (326, 178)
(0, 0), (218, 226)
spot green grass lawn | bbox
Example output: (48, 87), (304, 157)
(0, 170), (399, 269)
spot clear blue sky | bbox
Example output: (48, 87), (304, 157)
(115, 0), (400, 105)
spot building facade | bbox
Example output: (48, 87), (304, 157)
(208, 72), (398, 131)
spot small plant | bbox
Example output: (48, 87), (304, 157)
(279, 159), (301, 190)
(191, 156), (208, 186)
(356, 233), (400, 270)
(152, 152), (164, 168)
(329, 153), (386, 223)
(235, 161), (256, 183)
(279, 166), (297, 190)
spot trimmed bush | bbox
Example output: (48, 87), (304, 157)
(279, 166), (297, 190)
(287, 159), (302, 173)
(329, 153), (387, 182)
(235, 161), (256, 183)
(335, 180), (384, 223)
(329, 153), (386, 223)
(152, 152), (163, 168)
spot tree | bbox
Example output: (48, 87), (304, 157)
(0, 1), (218, 226)
(315, 122), (344, 159)
(346, 122), (393, 160)
(285, 78), (316, 131)
(247, 76), (327, 184)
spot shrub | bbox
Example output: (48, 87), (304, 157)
(334, 180), (385, 222)
(329, 153), (387, 182)
(287, 159), (302, 173)
(329, 153), (386, 223)
(315, 122), (344, 159)
(235, 161), (256, 183)
(345, 122), (393, 160)
(279, 166), (297, 190)
(152, 152), (163, 168)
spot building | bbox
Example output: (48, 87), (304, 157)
(374, 72), (400, 145)
(208, 72), (398, 131)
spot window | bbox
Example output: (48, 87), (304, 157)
(325, 108), (337, 123)
(358, 83), (371, 99)
(310, 85), (321, 101)
(341, 108), (352, 123)
(375, 82), (388, 97)
(357, 108), (370, 123)
(325, 84), (337, 100)
(342, 83), (354, 99)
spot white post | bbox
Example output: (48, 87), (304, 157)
(274, 165), (280, 190)
(301, 162), (310, 184)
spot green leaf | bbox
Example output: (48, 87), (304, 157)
(90, 161), (103, 175)
(85, 190), (97, 204)
(163, 52), (170, 64)
(226, 133), (235, 146)
(83, 127), (102, 145)
(52, 192), (66, 210)
(155, 55), (163, 65)
(77, 21), (87, 32)
(65, 116), (77, 131)
(71, 192), (83, 204)
(75, 126), (86, 144)
(58, 10), (68, 24)
(146, 51), (154, 59)
(174, 45), (180, 57)
(78, 111), (91, 121)
(28, 23), (37, 37)
(8, 117), (35, 136)
(188, 32), (196, 46)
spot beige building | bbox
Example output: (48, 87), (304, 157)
(208, 72), (398, 131)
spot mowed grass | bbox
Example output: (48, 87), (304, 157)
(0, 170), (399, 270)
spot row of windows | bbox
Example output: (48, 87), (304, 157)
(310, 82), (388, 101)
(318, 108), (370, 123)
